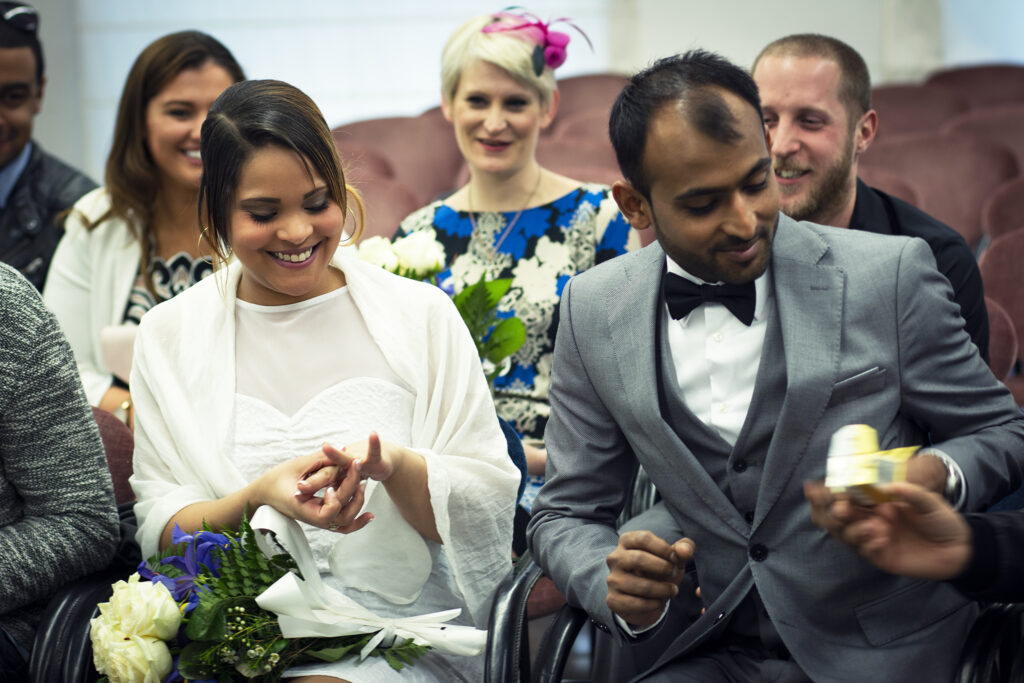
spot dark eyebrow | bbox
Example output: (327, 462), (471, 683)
(795, 107), (830, 120)
(161, 100), (195, 109)
(238, 186), (327, 205)
(674, 157), (772, 201)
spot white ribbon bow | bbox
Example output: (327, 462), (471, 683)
(250, 506), (486, 658)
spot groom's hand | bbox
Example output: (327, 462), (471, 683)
(606, 530), (694, 628)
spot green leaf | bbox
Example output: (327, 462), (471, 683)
(303, 641), (364, 661)
(176, 641), (223, 678)
(482, 317), (526, 364)
(456, 276), (510, 312)
(478, 277), (513, 307)
(185, 597), (229, 641)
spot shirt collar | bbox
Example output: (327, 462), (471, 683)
(0, 141), (33, 210)
(664, 254), (772, 322)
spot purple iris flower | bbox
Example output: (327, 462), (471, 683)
(138, 525), (233, 612)
(161, 525), (232, 578)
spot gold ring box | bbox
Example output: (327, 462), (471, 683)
(824, 424), (919, 505)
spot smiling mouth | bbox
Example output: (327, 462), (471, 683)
(270, 244), (317, 263)
(774, 167), (808, 180)
(720, 237), (763, 264)
(184, 149), (201, 160)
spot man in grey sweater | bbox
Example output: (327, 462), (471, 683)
(0, 262), (119, 675)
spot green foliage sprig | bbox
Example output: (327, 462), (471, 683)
(453, 275), (527, 381)
(144, 515), (429, 682)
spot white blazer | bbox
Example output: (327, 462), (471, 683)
(42, 187), (140, 404)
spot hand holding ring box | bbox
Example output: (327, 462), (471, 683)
(824, 424), (919, 505)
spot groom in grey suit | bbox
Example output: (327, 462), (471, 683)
(527, 51), (1024, 682)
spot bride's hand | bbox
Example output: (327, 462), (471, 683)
(295, 454), (346, 497)
(323, 431), (396, 482)
(255, 448), (373, 533)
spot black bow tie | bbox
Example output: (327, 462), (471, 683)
(663, 272), (756, 325)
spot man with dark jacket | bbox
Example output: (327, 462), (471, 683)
(0, 2), (96, 290)
(753, 33), (989, 363)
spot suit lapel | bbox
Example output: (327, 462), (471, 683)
(606, 244), (747, 536)
(606, 244), (666, 439)
(753, 217), (845, 525)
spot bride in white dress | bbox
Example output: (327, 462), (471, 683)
(128, 79), (520, 683)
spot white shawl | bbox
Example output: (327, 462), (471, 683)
(129, 251), (519, 626)
(42, 187), (140, 404)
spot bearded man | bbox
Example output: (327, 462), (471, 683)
(753, 33), (988, 362)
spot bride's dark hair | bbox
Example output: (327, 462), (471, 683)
(198, 79), (364, 259)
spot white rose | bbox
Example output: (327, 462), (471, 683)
(392, 229), (446, 278)
(90, 619), (173, 683)
(90, 614), (116, 673)
(107, 635), (173, 683)
(104, 573), (182, 641)
(357, 236), (399, 271)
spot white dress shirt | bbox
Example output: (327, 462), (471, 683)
(663, 256), (773, 446)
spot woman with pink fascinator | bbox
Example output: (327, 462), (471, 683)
(397, 9), (636, 520)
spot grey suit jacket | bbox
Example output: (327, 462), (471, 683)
(527, 214), (1024, 682)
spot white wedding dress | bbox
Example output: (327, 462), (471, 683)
(231, 288), (483, 682)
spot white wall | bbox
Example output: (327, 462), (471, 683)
(39, 0), (618, 181)
(941, 0), (1024, 66)
(27, 0), (1021, 182)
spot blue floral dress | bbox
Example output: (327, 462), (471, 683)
(397, 184), (636, 510)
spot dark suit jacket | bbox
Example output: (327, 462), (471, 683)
(528, 215), (1024, 682)
(0, 142), (97, 291)
(850, 177), (989, 362)
(952, 511), (1024, 602)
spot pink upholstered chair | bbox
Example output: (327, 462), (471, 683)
(871, 83), (969, 142)
(332, 115), (462, 206)
(986, 297), (1018, 383)
(90, 407), (134, 505)
(982, 176), (1024, 244)
(979, 232), (1024, 403)
(536, 138), (618, 179)
(925, 64), (1024, 109)
(552, 106), (614, 143)
(349, 177), (422, 242)
(334, 136), (397, 184)
(940, 105), (1024, 166)
(545, 73), (629, 137)
(860, 132), (1020, 249)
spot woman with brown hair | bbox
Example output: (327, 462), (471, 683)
(42, 30), (244, 425)
(129, 78), (518, 682)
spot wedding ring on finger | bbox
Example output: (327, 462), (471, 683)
(328, 521), (339, 531)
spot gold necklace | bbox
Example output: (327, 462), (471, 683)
(468, 168), (544, 253)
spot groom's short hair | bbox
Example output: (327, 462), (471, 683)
(609, 50), (763, 199)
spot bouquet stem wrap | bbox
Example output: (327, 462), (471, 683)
(249, 506), (487, 659)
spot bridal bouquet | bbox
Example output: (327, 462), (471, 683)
(90, 513), (432, 682)
(358, 230), (526, 381)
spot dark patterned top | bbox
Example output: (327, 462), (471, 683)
(397, 184), (635, 443)
(122, 251), (214, 326)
